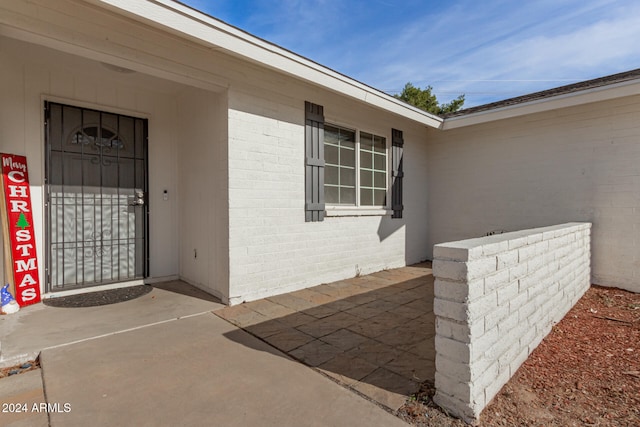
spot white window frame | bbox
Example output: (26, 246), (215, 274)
(323, 121), (392, 217)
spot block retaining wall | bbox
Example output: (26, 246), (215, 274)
(432, 222), (591, 422)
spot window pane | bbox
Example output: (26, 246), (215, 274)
(326, 165), (338, 185)
(340, 167), (355, 187)
(325, 144), (338, 165)
(360, 169), (373, 187)
(340, 187), (355, 204)
(360, 188), (373, 206)
(359, 132), (386, 206)
(325, 186), (339, 204)
(341, 147), (355, 167)
(324, 124), (356, 206)
(326, 124), (356, 149)
(374, 189), (387, 206)
(341, 130), (356, 149)
(361, 150), (373, 169)
(374, 135), (386, 153)
(360, 132), (373, 151)
(324, 125), (340, 145)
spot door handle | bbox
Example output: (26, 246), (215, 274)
(128, 191), (145, 206)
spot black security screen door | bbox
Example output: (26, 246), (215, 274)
(44, 102), (148, 291)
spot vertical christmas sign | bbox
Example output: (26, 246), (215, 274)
(1, 153), (41, 306)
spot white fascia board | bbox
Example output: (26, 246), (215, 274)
(92, 0), (442, 129)
(442, 79), (640, 130)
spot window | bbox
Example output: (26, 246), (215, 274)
(359, 132), (387, 206)
(304, 100), (402, 221)
(325, 125), (356, 205)
(324, 124), (387, 208)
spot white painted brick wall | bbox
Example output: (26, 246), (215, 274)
(427, 96), (640, 294)
(432, 223), (591, 422)
(225, 83), (430, 304)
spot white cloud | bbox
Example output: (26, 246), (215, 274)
(366, 0), (640, 105)
(183, 0), (640, 107)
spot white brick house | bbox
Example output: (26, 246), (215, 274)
(1, 0), (639, 307)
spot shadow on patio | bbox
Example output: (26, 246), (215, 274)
(215, 262), (435, 411)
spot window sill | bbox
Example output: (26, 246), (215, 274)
(325, 207), (392, 217)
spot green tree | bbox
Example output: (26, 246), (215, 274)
(394, 82), (465, 115)
(15, 213), (31, 230)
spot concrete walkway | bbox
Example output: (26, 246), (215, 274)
(216, 263), (436, 411)
(40, 313), (406, 427)
(0, 370), (48, 426)
(0, 281), (222, 367)
(0, 279), (411, 426)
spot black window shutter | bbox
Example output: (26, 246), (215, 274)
(391, 128), (404, 218)
(305, 101), (325, 222)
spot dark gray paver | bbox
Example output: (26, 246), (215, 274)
(215, 262), (436, 412)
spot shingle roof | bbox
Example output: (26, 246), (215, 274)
(443, 68), (640, 118)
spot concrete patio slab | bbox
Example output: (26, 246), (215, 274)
(40, 313), (407, 427)
(0, 281), (223, 367)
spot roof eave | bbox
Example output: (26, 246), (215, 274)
(442, 78), (640, 130)
(91, 0), (443, 128)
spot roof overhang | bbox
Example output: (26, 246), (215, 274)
(85, 0), (442, 129)
(5, 0), (638, 132)
(442, 77), (640, 130)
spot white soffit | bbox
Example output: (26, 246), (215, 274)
(92, 0), (442, 128)
(442, 79), (640, 130)
(0, 3), (230, 93)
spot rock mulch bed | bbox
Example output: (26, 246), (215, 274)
(400, 285), (639, 426)
(0, 359), (40, 379)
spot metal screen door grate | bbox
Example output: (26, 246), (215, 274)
(44, 102), (148, 291)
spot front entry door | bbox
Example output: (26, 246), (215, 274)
(44, 102), (148, 292)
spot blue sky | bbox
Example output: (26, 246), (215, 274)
(181, 0), (640, 107)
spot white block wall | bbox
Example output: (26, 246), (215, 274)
(427, 95), (640, 293)
(225, 74), (430, 304)
(432, 223), (591, 422)
(177, 88), (229, 301)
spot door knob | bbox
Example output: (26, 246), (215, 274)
(129, 191), (145, 206)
